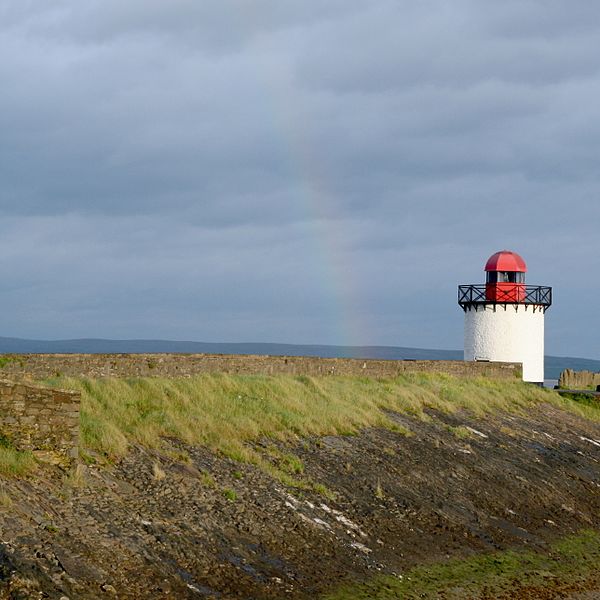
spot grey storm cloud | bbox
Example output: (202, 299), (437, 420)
(0, 1), (599, 357)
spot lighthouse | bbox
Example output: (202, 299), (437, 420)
(458, 251), (552, 384)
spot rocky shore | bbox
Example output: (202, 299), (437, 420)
(0, 401), (599, 599)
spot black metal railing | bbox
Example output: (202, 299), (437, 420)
(458, 284), (552, 308)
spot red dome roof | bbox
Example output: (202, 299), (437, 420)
(484, 250), (527, 272)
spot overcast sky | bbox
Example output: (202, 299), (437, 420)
(1, 1), (599, 358)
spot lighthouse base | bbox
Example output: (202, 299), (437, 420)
(464, 304), (545, 383)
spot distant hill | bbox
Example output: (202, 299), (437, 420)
(0, 337), (597, 380)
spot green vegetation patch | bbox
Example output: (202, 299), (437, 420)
(555, 392), (600, 422)
(0, 355), (18, 369)
(222, 488), (237, 502)
(324, 529), (600, 599)
(445, 424), (475, 439)
(0, 433), (36, 477)
(0, 446), (36, 477)
(560, 391), (600, 407)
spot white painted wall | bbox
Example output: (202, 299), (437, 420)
(464, 305), (545, 383)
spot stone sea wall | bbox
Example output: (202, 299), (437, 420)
(559, 369), (600, 390)
(0, 379), (79, 461)
(0, 353), (521, 380)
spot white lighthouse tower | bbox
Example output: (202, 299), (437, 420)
(458, 250), (552, 384)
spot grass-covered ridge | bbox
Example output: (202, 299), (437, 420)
(42, 373), (599, 464)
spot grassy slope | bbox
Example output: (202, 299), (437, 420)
(43, 372), (599, 461)
(3, 373), (598, 479)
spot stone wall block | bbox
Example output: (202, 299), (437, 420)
(559, 369), (600, 390)
(0, 379), (80, 462)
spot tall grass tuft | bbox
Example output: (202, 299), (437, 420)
(0, 447), (36, 477)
